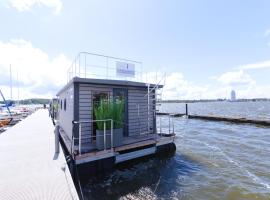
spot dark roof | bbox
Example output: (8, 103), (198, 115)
(56, 77), (163, 96)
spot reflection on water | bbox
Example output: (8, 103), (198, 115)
(80, 102), (270, 200)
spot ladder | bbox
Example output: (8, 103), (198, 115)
(146, 74), (166, 134)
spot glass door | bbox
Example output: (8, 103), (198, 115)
(113, 88), (128, 137)
(92, 91), (110, 140)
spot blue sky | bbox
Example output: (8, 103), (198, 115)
(0, 0), (270, 99)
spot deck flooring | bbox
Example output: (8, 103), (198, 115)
(0, 109), (79, 200)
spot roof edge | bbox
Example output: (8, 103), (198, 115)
(56, 77), (163, 96)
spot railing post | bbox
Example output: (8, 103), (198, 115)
(111, 120), (113, 150)
(147, 84), (150, 134)
(79, 53), (81, 77)
(106, 57), (109, 79)
(169, 115), (171, 134)
(79, 123), (81, 155)
(104, 121), (106, 150)
(159, 117), (161, 135)
(172, 115), (174, 133)
(75, 58), (77, 76)
(85, 53), (86, 78)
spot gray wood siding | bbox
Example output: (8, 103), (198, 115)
(58, 82), (157, 151)
(58, 85), (74, 141)
(128, 89), (154, 136)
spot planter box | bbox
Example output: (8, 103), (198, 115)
(96, 128), (123, 150)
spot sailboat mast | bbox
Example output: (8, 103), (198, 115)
(10, 64), (12, 101)
(17, 69), (19, 104)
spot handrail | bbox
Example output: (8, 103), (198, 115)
(79, 52), (143, 64)
(73, 119), (113, 155)
(144, 73), (166, 97)
(67, 52), (143, 83)
(157, 114), (175, 135)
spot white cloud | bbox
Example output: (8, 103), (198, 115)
(7, 0), (62, 14)
(0, 39), (71, 99)
(0, 39), (269, 101)
(215, 70), (255, 86)
(147, 70), (270, 100)
(145, 72), (209, 100)
(213, 69), (270, 99)
(237, 60), (270, 70)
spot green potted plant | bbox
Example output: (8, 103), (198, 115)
(94, 100), (124, 150)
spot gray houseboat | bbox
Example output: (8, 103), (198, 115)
(56, 52), (176, 172)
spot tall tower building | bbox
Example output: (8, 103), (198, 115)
(231, 90), (236, 101)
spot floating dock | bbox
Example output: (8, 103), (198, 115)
(0, 109), (79, 200)
(157, 112), (270, 126)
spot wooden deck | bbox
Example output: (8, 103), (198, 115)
(74, 133), (175, 165)
(0, 109), (79, 200)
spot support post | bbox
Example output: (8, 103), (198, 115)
(185, 103), (188, 116)
(159, 117), (161, 135)
(54, 124), (60, 154)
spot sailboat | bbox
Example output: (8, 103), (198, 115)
(0, 90), (13, 128)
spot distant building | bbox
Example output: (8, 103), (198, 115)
(231, 90), (236, 101)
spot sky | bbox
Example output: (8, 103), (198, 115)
(0, 0), (270, 100)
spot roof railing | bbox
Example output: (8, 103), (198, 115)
(67, 52), (143, 83)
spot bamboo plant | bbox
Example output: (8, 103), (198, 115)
(94, 99), (124, 130)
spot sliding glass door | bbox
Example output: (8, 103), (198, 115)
(92, 91), (110, 140)
(113, 88), (128, 137)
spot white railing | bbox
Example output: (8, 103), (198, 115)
(67, 52), (143, 83)
(72, 119), (113, 155)
(157, 114), (175, 135)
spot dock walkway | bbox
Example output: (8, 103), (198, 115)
(0, 109), (79, 200)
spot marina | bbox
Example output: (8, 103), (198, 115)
(1, 1), (270, 199)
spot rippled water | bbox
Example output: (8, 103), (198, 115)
(80, 102), (270, 200)
(160, 101), (270, 120)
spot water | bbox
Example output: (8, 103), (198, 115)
(80, 102), (270, 200)
(159, 101), (270, 120)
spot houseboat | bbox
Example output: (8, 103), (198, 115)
(55, 52), (176, 174)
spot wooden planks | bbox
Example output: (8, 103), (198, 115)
(115, 139), (156, 152)
(0, 109), (79, 200)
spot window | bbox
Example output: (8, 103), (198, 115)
(64, 99), (66, 111)
(60, 100), (62, 110)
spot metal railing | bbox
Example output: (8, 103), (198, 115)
(157, 114), (175, 135)
(67, 52), (143, 83)
(72, 119), (113, 155)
